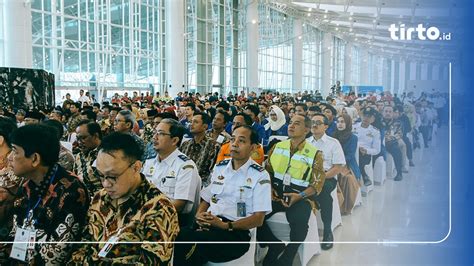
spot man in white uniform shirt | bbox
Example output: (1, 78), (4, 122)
(174, 125), (272, 265)
(142, 118), (201, 226)
(307, 113), (345, 250)
(352, 107), (381, 186)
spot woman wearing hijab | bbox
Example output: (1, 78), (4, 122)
(264, 105), (288, 137)
(264, 105), (289, 152)
(333, 114), (361, 215)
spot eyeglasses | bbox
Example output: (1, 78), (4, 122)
(311, 120), (325, 127)
(114, 119), (127, 123)
(98, 161), (136, 184)
(153, 130), (172, 137)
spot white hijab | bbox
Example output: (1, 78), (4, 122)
(264, 105), (286, 132)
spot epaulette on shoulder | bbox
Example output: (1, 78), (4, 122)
(250, 163), (264, 172)
(178, 154), (190, 162)
(216, 159), (231, 167)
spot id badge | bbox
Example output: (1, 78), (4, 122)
(237, 202), (246, 217)
(283, 173), (291, 186)
(10, 228), (35, 262)
(98, 235), (119, 258)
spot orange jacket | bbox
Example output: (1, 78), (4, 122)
(216, 142), (264, 165)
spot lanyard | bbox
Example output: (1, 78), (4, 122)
(25, 165), (58, 227)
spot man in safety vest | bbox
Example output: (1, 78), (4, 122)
(257, 114), (325, 266)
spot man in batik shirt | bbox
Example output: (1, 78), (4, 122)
(70, 133), (179, 265)
(0, 124), (89, 265)
(180, 112), (220, 186)
(73, 120), (103, 197)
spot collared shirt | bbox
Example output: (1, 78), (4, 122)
(142, 149), (201, 214)
(307, 134), (346, 172)
(0, 164), (89, 265)
(201, 158), (272, 221)
(180, 135), (220, 186)
(384, 118), (403, 142)
(352, 122), (381, 156)
(0, 156), (22, 243)
(206, 129), (231, 145)
(73, 147), (102, 197)
(67, 112), (82, 133)
(265, 140), (326, 194)
(70, 175), (179, 265)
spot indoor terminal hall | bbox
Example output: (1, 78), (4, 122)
(0, 0), (456, 265)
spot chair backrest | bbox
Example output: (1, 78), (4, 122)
(269, 135), (288, 142)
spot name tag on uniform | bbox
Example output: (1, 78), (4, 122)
(283, 173), (291, 186)
(98, 235), (119, 258)
(237, 202), (246, 217)
(10, 227), (35, 262)
(217, 135), (225, 144)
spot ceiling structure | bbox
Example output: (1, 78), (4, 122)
(262, 0), (462, 63)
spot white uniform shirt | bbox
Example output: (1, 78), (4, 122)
(142, 149), (201, 214)
(307, 134), (346, 172)
(352, 122), (381, 156)
(201, 158), (272, 221)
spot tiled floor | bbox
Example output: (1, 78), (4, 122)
(282, 127), (451, 266)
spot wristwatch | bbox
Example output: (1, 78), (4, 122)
(227, 222), (234, 231)
(299, 191), (307, 199)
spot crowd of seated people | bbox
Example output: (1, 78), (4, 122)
(0, 89), (446, 265)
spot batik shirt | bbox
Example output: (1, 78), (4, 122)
(0, 154), (23, 242)
(0, 164), (89, 265)
(58, 145), (75, 172)
(73, 147), (102, 197)
(180, 136), (220, 186)
(69, 175), (179, 265)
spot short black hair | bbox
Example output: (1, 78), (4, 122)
(245, 104), (260, 118)
(295, 103), (308, 111)
(0, 117), (17, 147)
(42, 119), (65, 141)
(81, 110), (97, 121)
(321, 103), (337, 116)
(93, 103), (101, 109)
(193, 112), (211, 125)
(233, 125), (259, 145)
(72, 102), (81, 109)
(185, 103), (196, 112)
(160, 118), (186, 147)
(308, 106), (321, 113)
(156, 112), (178, 121)
(216, 102), (230, 111)
(312, 113), (329, 125)
(10, 124), (60, 167)
(99, 132), (144, 163)
(215, 109), (230, 124)
(77, 120), (103, 140)
(234, 112), (253, 127)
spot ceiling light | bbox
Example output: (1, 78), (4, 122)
(308, 8), (312, 12)
(251, 19), (257, 24)
(307, 13), (311, 17)
(324, 15), (327, 18)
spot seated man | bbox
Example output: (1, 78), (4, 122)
(174, 125), (272, 265)
(0, 125), (89, 264)
(258, 114), (325, 265)
(142, 118), (201, 226)
(70, 133), (179, 265)
(216, 113), (265, 165)
(382, 105), (405, 181)
(307, 113), (345, 250)
(352, 107), (381, 186)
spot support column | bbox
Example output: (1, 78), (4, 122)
(360, 49), (369, 85)
(3, 0), (33, 68)
(420, 62), (428, 80)
(432, 64), (440, 80)
(344, 43), (352, 85)
(246, 0), (259, 93)
(393, 60), (399, 94)
(321, 33), (332, 96)
(390, 59), (395, 94)
(165, 0), (185, 97)
(398, 60), (406, 95)
(292, 19), (303, 93)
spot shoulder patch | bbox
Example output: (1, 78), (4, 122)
(250, 163), (264, 172)
(178, 154), (190, 161)
(258, 179), (271, 185)
(216, 159), (231, 167)
(182, 164), (195, 170)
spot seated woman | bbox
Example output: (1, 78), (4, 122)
(264, 105), (288, 152)
(333, 114), (361, 215)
